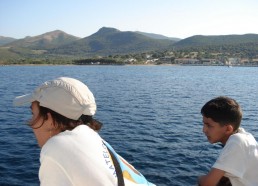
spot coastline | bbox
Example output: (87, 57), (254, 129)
(2, 63), (258, 67)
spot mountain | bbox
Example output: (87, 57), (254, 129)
(174, 34), (258, 48)
(1, 28), (258, 64)
(0, 36), (17, 46)
(49, 27), (175, 56)
(136, 31), (181, 41)
(5, 30), (80, 49)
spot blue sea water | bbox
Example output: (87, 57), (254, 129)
(0, 65), (258, 186)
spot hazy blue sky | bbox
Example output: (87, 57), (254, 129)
(1, 0), (257, 39)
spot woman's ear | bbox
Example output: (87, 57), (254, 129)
(46, 112), (61, 135)
(46, 112), (54, 127)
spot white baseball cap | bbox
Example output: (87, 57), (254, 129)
(13, 77), (96, 120)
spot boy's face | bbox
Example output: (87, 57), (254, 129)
(202, 116), (230, 145)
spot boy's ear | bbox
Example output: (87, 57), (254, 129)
(225, 124), (234, 134)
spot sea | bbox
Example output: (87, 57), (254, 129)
(0, 65), (258, 186)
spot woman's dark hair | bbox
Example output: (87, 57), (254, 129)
(29, 102), (102, 131)
(201, 96), (242, 131)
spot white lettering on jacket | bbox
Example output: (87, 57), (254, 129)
(102, 143), (117, 177)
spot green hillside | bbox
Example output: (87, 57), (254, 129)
(174, 34), (258, 48)
(135, 31), (181, 41)
(1, 27), (258, 64)
(49, 27), (175, 56)
(5, 30), (80, 49)
(0, 36), (17, 46)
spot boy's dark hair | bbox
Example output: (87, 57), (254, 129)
(201, 96), (242, 131)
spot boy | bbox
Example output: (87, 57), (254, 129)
(198, 96), (258, 186)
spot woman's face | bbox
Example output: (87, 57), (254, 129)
(30, 101), (54, 147)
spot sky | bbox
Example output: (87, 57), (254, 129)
(0, 0), (258, 39)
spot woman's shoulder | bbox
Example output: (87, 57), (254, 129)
(42, 125), (100, 155)
(40, 132), (72, 158)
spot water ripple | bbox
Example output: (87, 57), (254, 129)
(1, 66), (258, 185)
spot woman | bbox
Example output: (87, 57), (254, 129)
(14, 77), (155, 186)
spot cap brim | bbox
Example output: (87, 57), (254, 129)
(13, 94), (33, 106)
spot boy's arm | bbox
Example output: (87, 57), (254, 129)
(198, 168), (225, 186)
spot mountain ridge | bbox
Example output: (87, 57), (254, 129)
(174, 34), (258, 48)
(0, 36), (17, 46)
(1, 27), (258, 63)
(1, 27), (258, 49)
(4, 30), (81, 49)
(135, 31), (181, 41)
(48, 27), (175, 56)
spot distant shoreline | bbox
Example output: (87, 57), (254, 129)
(2, 64), (258, 67)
